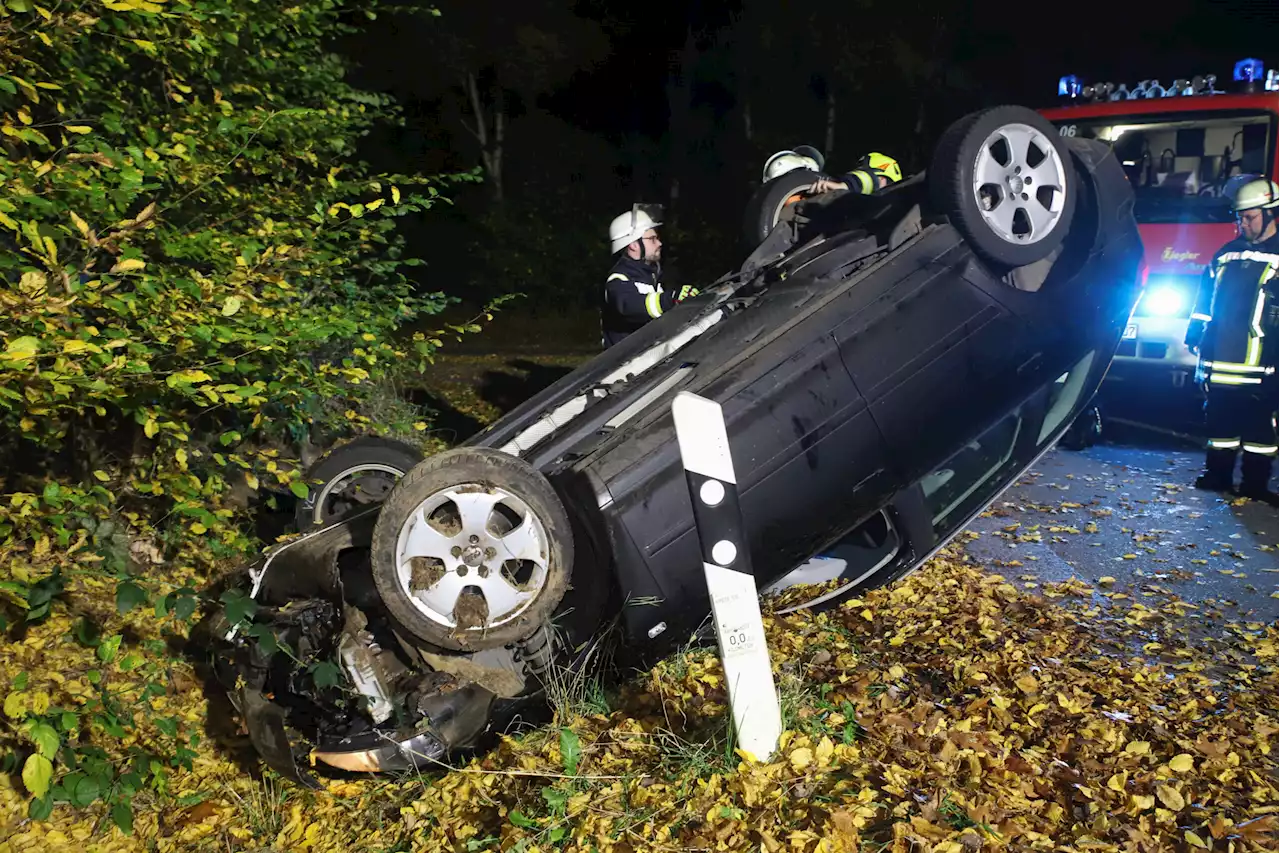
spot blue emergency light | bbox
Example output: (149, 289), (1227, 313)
(1058, 75), (1082, 98)
(1234, 58), (1265, 82)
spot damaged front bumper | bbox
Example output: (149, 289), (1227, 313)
(207, 508), (541, 786)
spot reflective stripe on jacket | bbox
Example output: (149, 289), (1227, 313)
(601, 255), (676, 347)
(1187, 233), (1279, 384)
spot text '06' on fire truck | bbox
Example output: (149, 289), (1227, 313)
(1041, 58), (1278, 393)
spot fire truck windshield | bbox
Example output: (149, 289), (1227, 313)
(1051, 111), (1274, 224)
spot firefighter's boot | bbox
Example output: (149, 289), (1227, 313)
(1193, 448), (1235, 492)
(1239, 452), (1278, 506)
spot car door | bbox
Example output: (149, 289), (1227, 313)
(830, 232), (1029, 486)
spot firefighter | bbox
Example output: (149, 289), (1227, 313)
(601, 205), (699, 348)
(1184, 177), (1279, 504)
(761, 145), (826, 183)
(806, 152), (903, 195)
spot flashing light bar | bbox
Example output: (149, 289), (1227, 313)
(1059, 57), (1278, 101)
(1234, 58), (1264, 82)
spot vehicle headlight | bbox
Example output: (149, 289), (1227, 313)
(1133, 278), (1194, 317)
(1143, 286), (1184, 316)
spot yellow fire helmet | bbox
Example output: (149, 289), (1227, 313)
(861, 152), (902, 185)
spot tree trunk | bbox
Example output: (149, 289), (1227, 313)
(665, 16), (699, 228)
(463, 71), (504, 205)
(490, 87), (505, 204)
(824, 87), (836, 157)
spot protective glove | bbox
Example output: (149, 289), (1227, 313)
(1184, 318), (1206, 354)
(676, 285), (700, 302)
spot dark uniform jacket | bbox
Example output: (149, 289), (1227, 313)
(601, 255), (678, 348)
(1186, 231), (1279, 385)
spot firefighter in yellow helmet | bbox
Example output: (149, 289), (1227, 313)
(806, 152), (903, 195)
(1184, 176), (1279, 504)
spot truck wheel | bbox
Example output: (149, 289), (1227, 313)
(743, 170), (827, 249)
(1058, 405), (1102, 450)
(294, 436), (424, 530)
(930, 105), (1077, 269)
(370, 447), (572, 652)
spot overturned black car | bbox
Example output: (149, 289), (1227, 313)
(207, 106), (1144, 785)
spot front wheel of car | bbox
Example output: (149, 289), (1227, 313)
(369, 447), (573, 653)
(929, 105), (1077, 270)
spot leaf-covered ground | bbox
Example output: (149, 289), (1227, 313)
(2, 352), (1276, 852)
(1, 544), (1275, 852)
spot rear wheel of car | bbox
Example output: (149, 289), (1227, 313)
(743, 170), (826, 249)
(929, 105), (1076, 269)
(370, 447), (573, 652)
(294, 435), (424, 530)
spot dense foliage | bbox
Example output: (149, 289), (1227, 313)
(0, 0), (480, 829)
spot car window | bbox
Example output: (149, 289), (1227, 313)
(921, 409), (1025, 534)
(917, 349), (1099, 534)
(1037, 351), (1097, 444)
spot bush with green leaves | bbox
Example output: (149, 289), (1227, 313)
(0, 0), (484, 831)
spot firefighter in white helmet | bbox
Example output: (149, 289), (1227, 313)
(1185, 176), (1279, 503)
(761, 145), (826, 183)
(601, 204), (698, 348)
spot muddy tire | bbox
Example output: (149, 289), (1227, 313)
(370, 447), (573, 652)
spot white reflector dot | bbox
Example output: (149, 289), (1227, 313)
(712, 539), (737, 566)
(699, 479), (726, 506)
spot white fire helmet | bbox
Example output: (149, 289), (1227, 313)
(761, 144), (825, 183)
(609, 204), (664, 254)
(1229, 177), (1280, 212)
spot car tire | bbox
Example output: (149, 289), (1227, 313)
(369, 446), (573, 652)
(743, 170), (827, 249)
(929, 105), (1077, 269)
(1058, 405), (1102, 450)
(294, 435), (424, 530)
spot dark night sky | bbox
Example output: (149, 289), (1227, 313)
(341, 0), (1278, 298)
(348, 0), (1279, 151)
(545, 0), (1279, 139)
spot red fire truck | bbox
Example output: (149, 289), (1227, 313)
(1040, 60), (1278, 393)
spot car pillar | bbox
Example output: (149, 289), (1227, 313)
(671, 391), (782, 761)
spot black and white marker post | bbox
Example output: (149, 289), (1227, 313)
(671, 390), (782, 761)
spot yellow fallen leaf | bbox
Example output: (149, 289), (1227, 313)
(815, 737), (834, 767)
(1131, 794), (1155, 810)
(1107, 771), (1127, 792)
(1097, 576), (1117, 585)
(789, 747), (813, 772)
(1169, 754), (1195, 773)
(1185, 830), (1207, 848)
(1157, 784), (1185, 811)
(1125, 740), (1151, 755)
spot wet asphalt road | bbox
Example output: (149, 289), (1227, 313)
(963, 432), (1279, 626)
